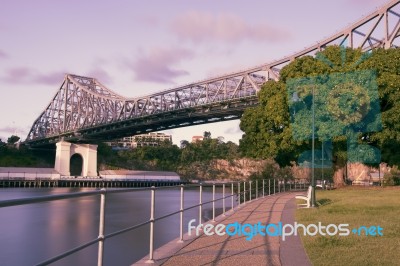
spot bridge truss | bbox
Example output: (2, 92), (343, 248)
(26, 0), (400, 146)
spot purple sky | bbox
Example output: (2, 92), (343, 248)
(0, 0), (390, 144)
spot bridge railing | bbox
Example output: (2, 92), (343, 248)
(0, 179), (308, 265)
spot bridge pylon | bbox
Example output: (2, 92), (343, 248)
(55, 141), (98, 177)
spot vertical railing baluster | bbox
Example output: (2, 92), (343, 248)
(256, 180), (258, 199)
(263, 179), (265, 198)
(279, 179), (281, 193)
(212, 183), (215, 221)
(147, 186), (155, 263)
(231, 183), (234, 211)
(179, 184), (184, 242)
(269, 179), (271, 196)
(199, 184), (203, 225)
(222, 183), (226, 215)
(244, 182), (246, 204)
(97, 189), (106, 266)
(249, 181), (252, 201)
(238, 182), (241, 206)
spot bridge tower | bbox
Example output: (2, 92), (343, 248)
(54, 141), (98, 177)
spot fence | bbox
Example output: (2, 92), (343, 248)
(0, 179), (308, 265)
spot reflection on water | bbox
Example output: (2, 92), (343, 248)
(0, 187), (236, 265)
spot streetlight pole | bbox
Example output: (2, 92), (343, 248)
(311, 86), (317, 207)
(291, 89), (317, 207)
(321, 141), (324, 190)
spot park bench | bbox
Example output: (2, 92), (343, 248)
(295, 186), (312, 208)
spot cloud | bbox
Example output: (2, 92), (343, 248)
(0, 126), (27, 135)
(170, 11), (290, 43)
(2, 67), (34, 83)
(1, 62), (113, 87)
(224, 126), (243, 135)
(86, 68), (113, 85)
(33, 72), (66, 85)
(1, 67), (65, 85)
(126, 47), (194, 83)
(349, 0), (381, 5)
(135, 15), (159, 27)
(0, 50), (7, 59)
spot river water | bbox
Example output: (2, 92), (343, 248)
(0, 187), (235, 266)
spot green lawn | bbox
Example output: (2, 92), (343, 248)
(296, 187), (400, 266)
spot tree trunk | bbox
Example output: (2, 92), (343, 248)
(333, 166), (346, 188)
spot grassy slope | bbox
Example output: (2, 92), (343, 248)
(296, 187), (400, 266)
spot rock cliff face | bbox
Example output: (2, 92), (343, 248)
(212, 159), (268, 180)
(177, 158), (268, 181)
(178, 158), (311, 182)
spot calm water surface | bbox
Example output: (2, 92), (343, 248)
(0, 187), (235, 266)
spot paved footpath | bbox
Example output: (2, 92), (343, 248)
(135, 192), (311, 266)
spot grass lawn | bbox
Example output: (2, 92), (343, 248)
(296, 187), (400, 266)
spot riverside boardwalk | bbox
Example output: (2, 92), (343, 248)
(135, 191), (311, 266)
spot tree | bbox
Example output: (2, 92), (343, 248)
(203, 131), (211, 139)
(217, 136), (225, 144)
(7, 135), (20, 145)
(180, 140), (190, 149)
(240, 46), (400, 186)
(239, 80), (305, 166)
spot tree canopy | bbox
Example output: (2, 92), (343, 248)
(240, 46), (400, 168)
(7, 135), (20, 145)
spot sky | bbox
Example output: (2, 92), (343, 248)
(0, 0), (390, 145)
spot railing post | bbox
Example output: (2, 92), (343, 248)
(249, 181), (252, 201)
(178, 184), (184, 242)
(97, 189), (106, 266)
(256, 180), (258, 199)
(263, 179), (265, 198)
(268, 179), (271, 196)
(238, 182), (241, 206)
(147, 186), (156, 263)
(222, 183), (226, 215)
(279, 179), (281, 193)
(243, 182), (246, 204)
(231, 183), (234, 211)
(199, 184), (203, 225)
(274, 179), (276, 195)
(212, 183), (216, 222)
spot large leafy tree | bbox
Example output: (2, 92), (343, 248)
(7, 135), (20, 145)
(240, 46), (400, 184)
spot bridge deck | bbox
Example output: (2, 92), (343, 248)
(134, 192), (310, 266)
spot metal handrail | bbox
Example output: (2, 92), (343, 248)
(0, 179), (308, 265)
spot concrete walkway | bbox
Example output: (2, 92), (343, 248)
(135, 192), (311, 266)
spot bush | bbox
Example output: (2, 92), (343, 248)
(383, 166), (400, 186)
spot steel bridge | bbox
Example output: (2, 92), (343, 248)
(26, 0), (400, 146)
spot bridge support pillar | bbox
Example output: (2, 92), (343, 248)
(55, 141), (98, 177)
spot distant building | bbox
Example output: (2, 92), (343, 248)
(192, 136), (204, 143)
(106, 132), (172, 149)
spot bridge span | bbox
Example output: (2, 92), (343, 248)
(26, 0), (400, 147)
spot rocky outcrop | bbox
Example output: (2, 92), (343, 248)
(213, 158), (268, 180)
